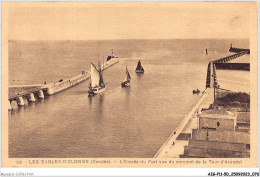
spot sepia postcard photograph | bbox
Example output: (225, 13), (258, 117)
(1, 1), (259, 171)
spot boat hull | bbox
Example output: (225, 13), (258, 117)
(192, 90), (200, 94)
(121, 81), (130, 87)
(135, 70), (144, 73)
(88, 87), (106, 95)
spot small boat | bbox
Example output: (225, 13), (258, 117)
(193, 89), (200, 94)
(135, 60), (144, 73)
(88, 62), (106, 95)
(121, 65), (131, 87)
(206, 48), (208, 55)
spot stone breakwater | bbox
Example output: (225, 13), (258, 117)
(8, 58), (119, 110)
(154, 88), (214, 158)
(45, 58), (119, 95)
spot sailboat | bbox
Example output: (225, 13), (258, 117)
(135, 60), (144, 73)
(88, 62), (105, 95)
(121, 65), (131, 87)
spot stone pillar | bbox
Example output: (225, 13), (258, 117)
(17, 96), (25, 106)
(29, 93), (36, 102)
(11, 100), (18, 109)
(23, 98), (29, 106)
(38, 90), (45, 99)
(47, 87), (54, 95)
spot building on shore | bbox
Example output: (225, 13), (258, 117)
(198, 109), (237, 131)
(180, 107), (250, 158)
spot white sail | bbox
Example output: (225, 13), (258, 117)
(123, 75), (128, 82)
(90, 63), (100, 87)
(123, 66), (131, 82)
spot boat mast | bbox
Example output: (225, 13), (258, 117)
(126, 65), (128, 79)
(98, 53), (100, 71)
(136, 60), (141, 70)
(103, 53), (104, 72)
(126, 65), (131, 80)
(89, 63), (92, 88)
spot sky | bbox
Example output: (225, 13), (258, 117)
(6, 2), (252, 40)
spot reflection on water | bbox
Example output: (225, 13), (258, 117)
(98, 94), (104, 114)
(88, 95), (93, 105)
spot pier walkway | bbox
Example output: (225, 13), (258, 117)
(229, 46), (250, 54)
(213, 46), (250, 71)
(8, 86), (45, 101)
(206, 47), (250, 89)
(9, 84), (43, 88)
(8, 58), (119, 110)
(154, 88), (214, 158)
(154, 46), (250, 158)
(212, 51), (247, 64)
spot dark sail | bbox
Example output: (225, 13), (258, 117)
(99, 74), (104, 87)
(136, 60), (142, 70)
(98, 61), (105, 87)
(135, 60), (144, 73)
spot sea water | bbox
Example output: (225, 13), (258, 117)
(8, 39), (249, 157)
